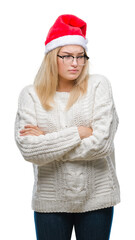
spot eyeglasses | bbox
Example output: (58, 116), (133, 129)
(57, 54), (89, 66)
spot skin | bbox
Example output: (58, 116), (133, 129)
(20, 45), (93, 140)
(57, 45), (84, 91)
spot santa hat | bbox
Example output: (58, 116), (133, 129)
(45, 14), (88, 54)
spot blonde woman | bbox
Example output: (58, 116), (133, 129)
(14, 14), (120, 240)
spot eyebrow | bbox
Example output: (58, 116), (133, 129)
(60, 51), (85, 55)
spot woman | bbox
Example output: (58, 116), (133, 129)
(14, 14), (120, 240)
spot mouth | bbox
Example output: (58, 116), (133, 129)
(68, 69), (79, 73)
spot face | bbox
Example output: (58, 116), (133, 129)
(57, 45), (85, 84)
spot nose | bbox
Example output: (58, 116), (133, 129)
(71, 57), (78, 67)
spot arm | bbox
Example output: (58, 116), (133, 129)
(63, 76), (119, 161)
(14, 86), (81, 166)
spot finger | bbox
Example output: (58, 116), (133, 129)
(24, 125), (37, 129)
(21, 129), (40, 135)
(20, 128), (44, 136)
(30, 128), (44, 135)
(20, 124), (45, 134)
(20, 131), (39, 136)
(20, 133), (38, 136)
(20, 127), (39, 133)
(24, 125), (43, 133)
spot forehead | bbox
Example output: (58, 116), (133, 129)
(59, 45), (84, 54)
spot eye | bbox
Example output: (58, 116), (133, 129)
(64, 55), (73, 59)
(77, 56), (84, 59)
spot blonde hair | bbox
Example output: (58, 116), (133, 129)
(34, 47), (89, 111)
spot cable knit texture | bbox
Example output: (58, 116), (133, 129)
(14, 74), (120, 213)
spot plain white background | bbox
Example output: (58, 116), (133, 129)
(0, 0), (135, 239)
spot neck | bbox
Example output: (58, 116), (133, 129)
(57, 78), (75, 92)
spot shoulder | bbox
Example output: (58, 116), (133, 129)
(87, 74), (113, 100)
(18, 84), (38, 108)
(88, 74), (112, 88)
(18, 84), (34, 97)
(18, 84), (39, 101)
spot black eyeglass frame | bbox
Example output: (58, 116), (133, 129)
(57, 54), (89, 61)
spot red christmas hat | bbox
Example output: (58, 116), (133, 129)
(45, 14), (88, 54)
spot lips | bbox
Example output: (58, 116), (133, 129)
(68, 69), (79, 73)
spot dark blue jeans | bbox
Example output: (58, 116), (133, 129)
(34, 207), (114, 240)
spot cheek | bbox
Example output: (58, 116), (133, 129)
(58, 60), (65, 73)
(58, 62), (67, 77)
(79, 66), (83, 72)
(78, 66), (84, 76)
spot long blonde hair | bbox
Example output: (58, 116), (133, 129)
(34, 47), (89, 111)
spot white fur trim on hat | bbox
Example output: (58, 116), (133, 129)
(45, 35), (88, 54)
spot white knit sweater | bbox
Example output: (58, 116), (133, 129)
(14, 74), (120, 213)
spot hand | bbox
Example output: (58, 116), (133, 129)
(19, 125), (45, 136)
(78, 126), (93, 140)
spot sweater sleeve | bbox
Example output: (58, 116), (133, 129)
(14, 86), (81, 166)
(63, 76), (119, 162)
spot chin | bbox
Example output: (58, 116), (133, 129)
(68, 74), (80, 81)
